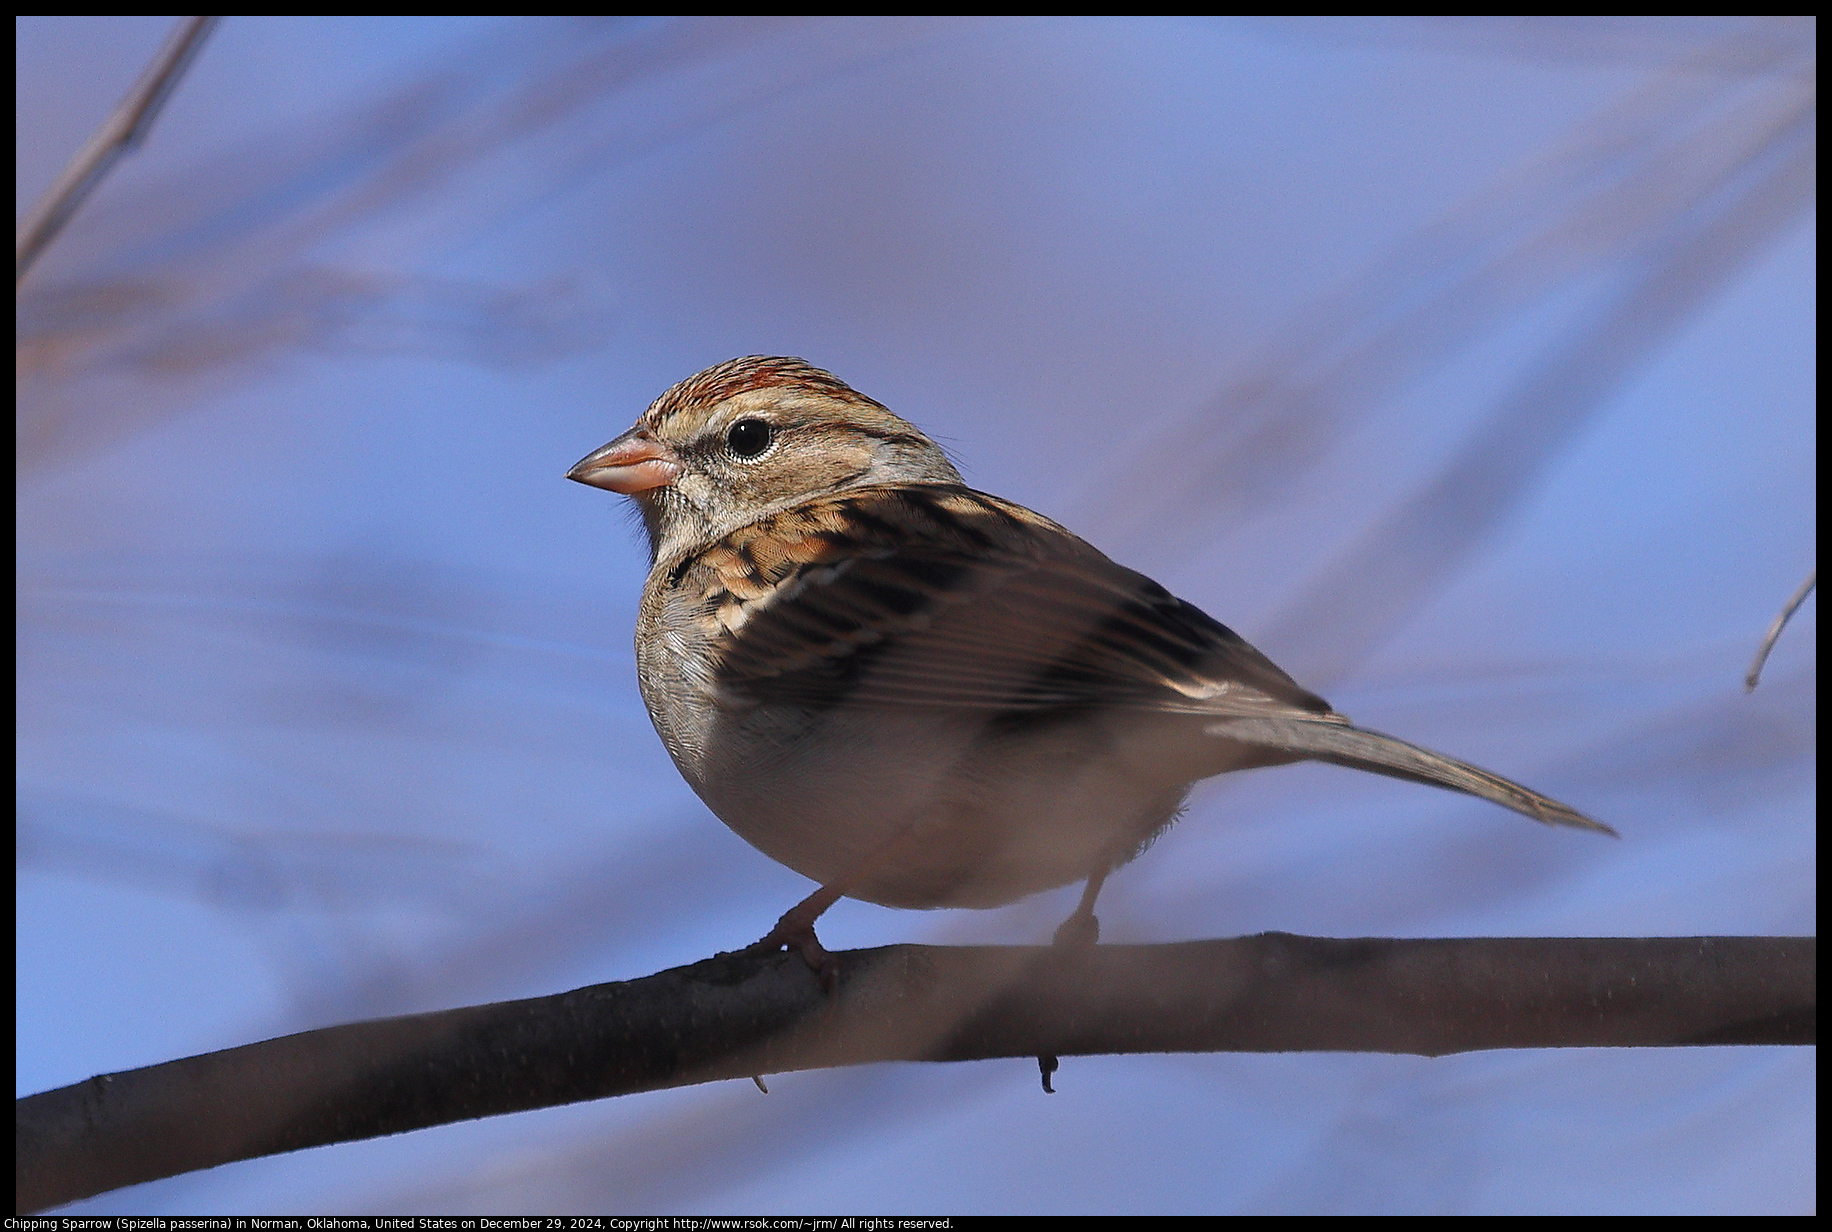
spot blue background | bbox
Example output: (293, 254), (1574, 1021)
(17, 16), (1815, 1214)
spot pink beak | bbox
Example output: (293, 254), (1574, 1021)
(567, 429), (682, 494)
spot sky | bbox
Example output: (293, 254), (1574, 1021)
(16, 15), (1815, 1215)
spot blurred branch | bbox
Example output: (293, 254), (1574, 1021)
(16, 933), (1813, 1212)
(1745, 567), (1816, 691)
(1259, 94), (1815, 687)
(15, 15), (218, 286)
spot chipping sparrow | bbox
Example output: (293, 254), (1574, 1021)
(569, 357), (1611, 974)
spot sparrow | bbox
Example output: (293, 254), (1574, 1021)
(569, 356), (1612, 977)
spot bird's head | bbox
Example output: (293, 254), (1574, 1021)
(568, 356), (960, 563)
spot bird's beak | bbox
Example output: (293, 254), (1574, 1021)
(567, 429), (682, 494)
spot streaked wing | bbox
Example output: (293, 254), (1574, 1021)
(699, 486), (1334, 719)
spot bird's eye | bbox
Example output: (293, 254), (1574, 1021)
(726, 419), (773, 459)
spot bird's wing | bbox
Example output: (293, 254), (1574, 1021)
(696, 485), (1336, 719)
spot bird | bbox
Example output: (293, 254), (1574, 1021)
(568, 355), (1613, 979)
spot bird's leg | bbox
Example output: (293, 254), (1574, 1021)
(1040, 866), (1110, 1092)
(1051, 866), (1109, 949)
(740, 822), (929, 989)
(743, 881), (846, 989)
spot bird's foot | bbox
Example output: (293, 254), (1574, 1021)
(743, 910), (840, 992)
(1051, 908), (1101, 950)
(1038, 905), (1099, 1090)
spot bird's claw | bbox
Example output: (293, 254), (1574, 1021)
(1051, 909), (1100, 949)
(1037, 906), (1098, 1091)
(744, 915), (840, 992)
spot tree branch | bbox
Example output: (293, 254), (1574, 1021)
(16, 933), (1814, 1212)
(1746, 566), (1816, 690)
(15, 15), (219, 286)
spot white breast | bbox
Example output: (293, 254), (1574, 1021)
(684, 698), (1194, 909)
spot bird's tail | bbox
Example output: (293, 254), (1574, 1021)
(1205, 716), (1615, 835)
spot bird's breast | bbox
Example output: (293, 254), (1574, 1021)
(685, 693), (1194, 909)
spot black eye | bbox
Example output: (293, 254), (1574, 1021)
(726, 418), (773, 458)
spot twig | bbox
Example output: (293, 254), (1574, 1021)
(1745, 567), (1816, 691)
(15, 934), (1814, 1212)
(15, 15), (220, 286)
